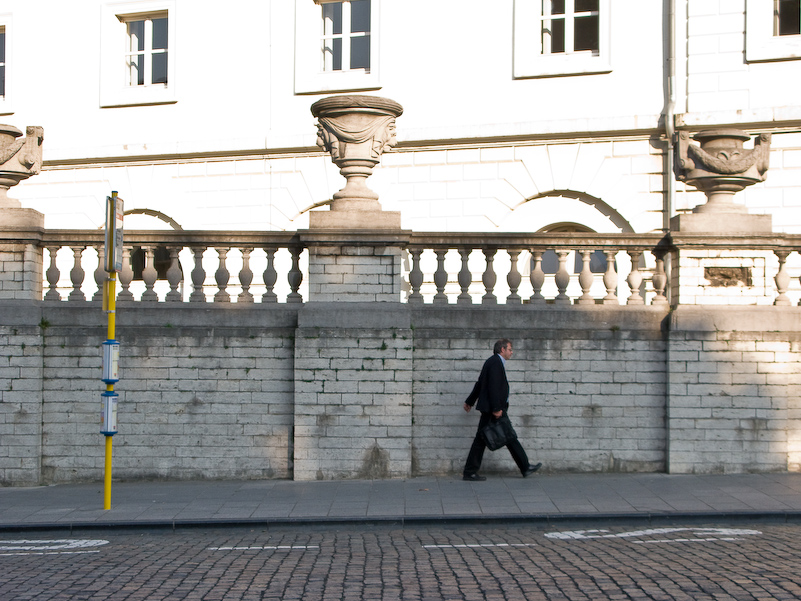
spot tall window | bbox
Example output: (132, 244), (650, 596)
(321, 0), (371, 72)
(541, 0), (599, 56)
(100, 1), (176, 108)
(513, 0), (610, 78)
(122, 13), (168, 86)
(775, 0), (801, 35)
(294, 0), (380, 94)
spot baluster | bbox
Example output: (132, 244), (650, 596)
(287, 246), (303, 303)
(44, 246), (62, 301)
(554, 250), (570, 305)
(141, 246), (159, 302)
(189, 247), (207, 303)
(602, 249), (618, 305)
(577, 249), (594, 305)
(626, 249), (644, 305)
(93, 245), (106, 302)
(507, 249), (522, 304)
(262, 247), (278, 303)
(482, 248), (497, 305)
(117, 247), (135, 302)
(529, 250), (545, 304)
(457, 248), (473, 305)
(651, 250), (669, 305)
(165, 247), (183, 302)
(214, 247), (231, 303)
(238, 247), (254, 303)
(407, 249), (424, 303)
(68, 246), (86, 302)
(433, 249), (448, 304)
(774, 249), (792, 306)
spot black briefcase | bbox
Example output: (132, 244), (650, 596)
(481, 415), (518, 451)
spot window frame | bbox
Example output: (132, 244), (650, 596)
(0, 16), (12, 115)
(294, 0), (380, 95)
(746, 0), (801, 62)
(100, 0), (176, 108)
(513, 0), (611, 79)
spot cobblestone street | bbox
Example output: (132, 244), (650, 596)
(3, 521), (801, 600)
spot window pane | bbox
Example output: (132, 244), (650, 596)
(332, 37), (342, 70)
(351, 35), (370, 69)
(152, 52), (168, 84)
(575, 0), (599, 13)
(574, 15), (599, 51)
(351, 0), (371, 33)
(127, 20), (145, 52)
(0, 32), (5, 63)
(0, 65), (5, 97)
(128, 54), (144, 85)
(152, 17), (168, 50)
(323, 2), (342, 36)
(549, 18), (565, 53)
(777, 0), (801, 35)
(550, 0), (565, 15)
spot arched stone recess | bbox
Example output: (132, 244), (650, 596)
(498, 189), (636, 234)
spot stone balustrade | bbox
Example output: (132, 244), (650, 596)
(38, 230), (304, 304)
(24, 229), (801, 306)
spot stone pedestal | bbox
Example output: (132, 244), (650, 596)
(307, 96), (405, 300)
(0, 125), (45, 300)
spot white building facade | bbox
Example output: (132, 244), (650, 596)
(0, 0), (797, 238)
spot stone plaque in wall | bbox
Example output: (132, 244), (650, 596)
(704, 266), (752, 287)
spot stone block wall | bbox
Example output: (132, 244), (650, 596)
(294, 304), (413, 480)
(3, 301), (801, 485)
(0, 304), (43, 485)
(410, 307), (669, 476)
(306, 244), (404, 302)
(667, 306), (801, 474)
(670, 249), (776, 306)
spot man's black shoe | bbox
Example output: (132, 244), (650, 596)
(522, 463), (542, 477)
(463, 473), (487, 481)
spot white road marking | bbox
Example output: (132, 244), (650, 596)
(423, 543), (537, 549)
(0, 539), (109, 556)
(208, 545), (319, 551)
(544, 527), (762, 543)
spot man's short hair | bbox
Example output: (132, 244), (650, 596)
(494, 338), (512, 355)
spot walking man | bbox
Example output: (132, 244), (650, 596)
(462, 338), (541, 481)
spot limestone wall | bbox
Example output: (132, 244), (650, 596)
(2, 301), (801, 485)
(667, 306), (801, 474)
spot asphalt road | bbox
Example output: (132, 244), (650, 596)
(2, 521), (800, 600)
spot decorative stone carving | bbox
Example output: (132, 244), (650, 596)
(672, 129), (772, 233)
(0, 124), (44, 209)
(675, 129), (770, 214)
(311, 95), (402, 227)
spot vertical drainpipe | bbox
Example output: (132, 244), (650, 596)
(664, 0), (677, 234)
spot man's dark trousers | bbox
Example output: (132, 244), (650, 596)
(464, 410), (530, 476)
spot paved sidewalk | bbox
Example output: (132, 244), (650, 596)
(2, 472), (801, 531)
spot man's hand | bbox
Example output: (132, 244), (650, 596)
(492, 410), (503, 418)
(464, 403), (472, 413)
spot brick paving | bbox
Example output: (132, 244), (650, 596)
(2, 521), (801, 600)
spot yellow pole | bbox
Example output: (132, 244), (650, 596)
(104, 436), (113, 510)
(103, 272), (117, 510)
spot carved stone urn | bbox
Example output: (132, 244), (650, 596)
(673, 128), (772, 232)
(310, 95), (403, 228)
(676, 129), (770, 213)
(0, 124), (44, 209)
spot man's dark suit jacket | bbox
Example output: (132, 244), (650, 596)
(465, 353), (509, 414)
